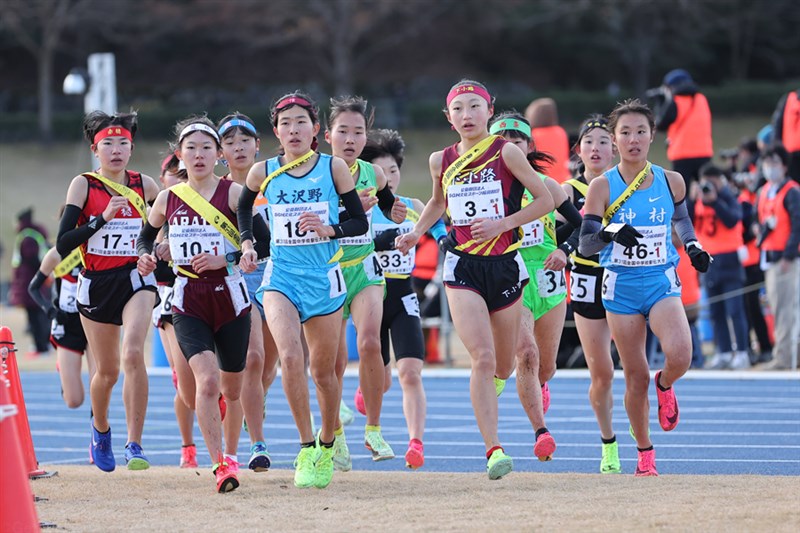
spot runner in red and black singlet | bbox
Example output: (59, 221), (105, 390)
(55, 111), (160, 473)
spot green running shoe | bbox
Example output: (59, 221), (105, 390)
(332, 431), (352, 472)
(293, 446), (318, 488)
(600, 441), (622, 474)
(486, 448), (513, 480)
(339, 400), (355, 426)
(314, 445), (335, 489)
(494, 376), (507, 397)
(364, 430), (395, 461)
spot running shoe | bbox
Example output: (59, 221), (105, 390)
(213, 455), (240, 493)
(248, 441), (271, 472)
(655, 370), (679, 431)
(486, 448), (513, 480)
(332, 431), (352, 472)
(124, 441), (150, 470)
(600, 441), (622, 474)
(634, 448), (658, 477)
(90, 422), (115, 472)
(219, 394), (227, 422)
(180, 444), (198, 468)
(364, 429), (395, 461)
(354, 387), (366, 416)
(541, 382), (551, 414)
(89, 443), (94, 465)
(294, 446), (318, 488)
(404, 440), (424, 470)
(314, 445), (335, 489)
(494, 376), (506, 397)
(533, 431), (556, 462)
(340, 400), (355, 426)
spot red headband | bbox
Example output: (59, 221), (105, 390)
(275, 96), (313, 113)
(93, 126), (132, 145)
(446, 85), (492, 108)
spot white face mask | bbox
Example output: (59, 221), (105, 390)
(762, 165), (784, 182)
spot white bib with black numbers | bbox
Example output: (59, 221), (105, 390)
(271, 202), (331, 246)
(86, 217), (140, 256)
(168, 224), (225, 266)
(610, 225), (668, 267)
(447, 181), (503, 226)
(373, 221), (415, 276)
(520, 219), (545, 248)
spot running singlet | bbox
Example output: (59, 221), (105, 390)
(166, 179), (238, 279)
(339, 159), (376, 263)
(440, 137), (524, 256)
(599, 164), (679, 273)
(519, 173), (566, 297)
(78, 171), (145, 272)
(263, 153), (341, 267)
(373, 196), (416, 278)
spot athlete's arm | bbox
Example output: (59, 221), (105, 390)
(136, 190), (167, 276)
(395, 151), (447, 254)
(373, 164), (407, 223)
(141, 174), (161, 204)
(578, 176), (640, 256)
(26, 247), (61, 316)
(309, 156), (368, 238)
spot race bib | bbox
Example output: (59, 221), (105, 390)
(271, 202), (331, 246)
(159, 285), (174, 315)
(601, 270), (617, 301)
(521, 219), (545, 248)
(225, 273), (251, 315)
(401, 293), (420, 317)
(86, 217), (140, 256)
(536, 268), (567, 298)
(373, 222), (414, 275)
(610, 225), (668, 267)
(365, 252), (384, 281)
(569, 272), (596, 304)
(338, 208), (373, 246)
(447, 181), (503, 226)
(168, 224), (225, 266)
(327, 264), (346, 298)
(58, 280), (78, 313)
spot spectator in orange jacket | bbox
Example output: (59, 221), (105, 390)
(525, 98), (570, 182)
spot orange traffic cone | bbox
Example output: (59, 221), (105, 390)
(425, 327), (441, 364)
(0, 375), (40, 532)
(0, 326), (56, 479)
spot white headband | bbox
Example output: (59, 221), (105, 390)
(178, 123), (220, 144)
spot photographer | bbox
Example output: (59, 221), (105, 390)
(693, 164), (750, 369)
(651, 69), (714, 186)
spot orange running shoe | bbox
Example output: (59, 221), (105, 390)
(655, 370), (679, 431)
(405, 439), (424, 470)
(634, 448), (658, 477)
(213, 454), (239, 493)
(180, 444), (198, 468)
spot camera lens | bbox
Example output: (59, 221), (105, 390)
(701, 183), (713, 193)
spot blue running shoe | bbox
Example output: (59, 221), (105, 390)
(91, 422), (115, 472)
(248, 441), (271, 472)
(124, 441), (150, 470)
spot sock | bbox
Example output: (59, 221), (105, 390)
(301, 441), (316, 448)
(320, 438), (334, 448)
(409, 438), (423, 447)
(601, 435), (616, 445)
(224, 454), (237, 463)
(182, 443), (196, 448)
(365, 424), (381, 433)
(656, 374), (671, 391)
(637, 445), (654, 453)
(334, 425), (344, 437)
(486, 445), (503, 459)
(535, 427), (549, 439)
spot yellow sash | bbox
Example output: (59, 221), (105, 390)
(259, 150), (315, 194)
(84, 172), (147, 223)
(566, 178), (588, 197)
(349, 161), (359, 176)
(405, 208), (420, 224)
(441, 135), (500, 196)
(53, 248), (84, 278)
(170, 183), (240, 249)
(602, 162), (651, 225)
(570, 254), (601, 268)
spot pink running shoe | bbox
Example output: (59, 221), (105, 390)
(219, 394), (227, 422)
(354, 387), (366, 416)
(180, 444), (198, 468)
(533, 431), (556, 461)
(542, 382), (551, 415)
(214, 455), (239, 493)
(655, 370), (679, 431)
(634, 448), (658, 477)
(405, 440), (424, 470)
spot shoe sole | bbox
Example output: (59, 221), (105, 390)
(365, 443), (395, 461)
(601, 466), (622, 474)
(534, 435), (556, 462)
(93, 461), (115, 472)
(487, 457), (513, 480)
(294, 479), (315, 489)
(126, 458), (150, 471)
(180, 462), (198, 469)
(217, 477), (239, 493)
(405, 448), (424, 470)
(248, 455), (271, 472)
(634, 470), (659, 477)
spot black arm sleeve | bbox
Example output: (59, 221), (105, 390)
(331, 188), (369, 238)
(27, 271), (53, 315)
(237, 186), (259, 244)
(783, 188), (800, 261)
(555, 199), (583, 255)
(578, 214), (611, 256)
(136, 221), (160, 256)
(376, 185), (396, 220)
(252, 213), (271, 260)
(56, 204), (107, 257)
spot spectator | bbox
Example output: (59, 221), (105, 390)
(524, 98), (570, 182)
(9, 207), (50, 356)
(693, 165), (750, 369)
(654, 69), (714, 186)
(755, 145), (800, 370)
(771, 88), (800, 182)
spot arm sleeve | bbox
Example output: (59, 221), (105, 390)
(136, 221), (160, 256)
(252, 213), (271, 260)
(709, 188), (742, 229)
(783, 188), (800, 260)
(430, 218), (448, 243)
(578, 214), (610, 256)
(331, 188), (368, 238)
(555, 199), (583, 254)
(672, 199), (698, 245)
(376, 185), (396, 220)
(237, 186), (259, 244)
(27, 271), (52, 314)
(56, 204), (107, 257)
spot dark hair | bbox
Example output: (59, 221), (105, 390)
(217, 112), (259, 140)
(83, 110), (138, 144)
(699, 163), (726, 179)
(489, 110), (555, 173)
(762, 145), (790, 167)
(160, 152), (187, 181)
(361, 129), (405, 168)
(171, 114), (221, 150)
(608, 98), (655, 133)
(576, 114), (610, 144)
(326, 95), (374, 131)
(270, 91), (318, 127)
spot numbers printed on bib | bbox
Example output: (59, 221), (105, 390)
(159, 285), (174, 315)
(536, 268), (566, 298)
(86, 218), (141, 256)
(59, 280), (79, 313)
(601, 270), (617, 301)
(168, 225), (225, 266)
(328, 264), (346, 298)
(447, 181), (503, 226)
(610, 225), (667, 267)
(339, 208), (373, 246)
(521, 220), (544, 248)
(569, 272), (596, 303)
(373, 223), (414, 275)
(272, 202), (331, 246)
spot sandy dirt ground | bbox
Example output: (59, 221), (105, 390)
(19, 466), (800, 532)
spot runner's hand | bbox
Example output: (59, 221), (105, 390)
(543, 248), (567, 271)
(191, 253), (226, 274)
(390, 197), (407, 224)
(239, 248), (257, 273)
(685, 241), (712, 272)
(298, 211), (333, 237)
(137, 253), (157, 276)
(601, 223), (642, 248)
(469, 218), (503, 244)
(358, 188), (378, 211)
(396, 230), (421, 255)
(102, 196), (129, 222)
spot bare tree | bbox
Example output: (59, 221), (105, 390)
(1, 0), (91, 141)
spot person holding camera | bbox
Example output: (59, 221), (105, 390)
(693, 165), (750, 369)
(652, 69), (713, 187)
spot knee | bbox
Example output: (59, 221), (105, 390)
(357, 335), (382, 359)
(121, 346), (145, 371)
(470, 348), (496, 376)
(310, 363), (337, 389)
(538, 357), (556, 383)
(513, 346), (538, 379)
(95, 364), (120, 385)
(398, 365), (421, 389)
(590, 372), (614, 395)
(280, 352), (305, 376)
(246, 348), (265, 370)
(220, 381), (241, 403)
(195, 372), (220, 399)
(626, 372), (650, 396)
(63, 393), (84, 410)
